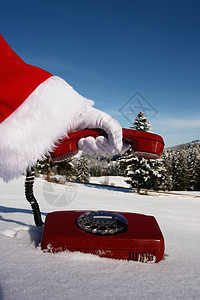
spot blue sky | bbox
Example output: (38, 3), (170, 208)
(1, 0), (200, 147)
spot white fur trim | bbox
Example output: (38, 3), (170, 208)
(0, 76), (94, 182)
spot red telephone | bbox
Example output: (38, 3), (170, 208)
(41, 210), (165, 263)
(51, 128), (164, 162)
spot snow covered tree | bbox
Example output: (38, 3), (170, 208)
(131, 111), (151, 131)
(117, 147), (132, 176)
(187, 145), (200, 190)
(56, 159), (75, 181)
(125, 156), (153, 193)
(36, 156), (52, 181)
(194, 158), (200, 190)
(162, 151), (173, 190)
(123, 111), (156, 192)
(152, 151), (173, 191)
(173, 149), (189, 190)
(36, 155), (76, 182)
(75, 155), (90, 183)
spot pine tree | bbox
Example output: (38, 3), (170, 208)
(75, 155), (90, 183)
(123, 111), (155, 193)
(173, 149), (189, 190)
(117, 147), (132, 176)
(125, 156), (152, 193)
(152, 152), (173, 191)
(188, 145), (200, 190)
(36, 156), (52, 180)
(131, 111), (151, 131)
(55, 159), (75, 181)
(162, 151), (173, 190)
(194, 158), (200, 190)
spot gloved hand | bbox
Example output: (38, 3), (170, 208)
(71, 106), (128, 155)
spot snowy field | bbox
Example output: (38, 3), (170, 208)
(1, 176), (200, 300)
(90, 176), (131, 188)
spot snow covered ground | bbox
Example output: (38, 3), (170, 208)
(1, 176), (200, 300)
(90, 176), (131, 188)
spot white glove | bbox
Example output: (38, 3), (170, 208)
(71, 106), (126, 155)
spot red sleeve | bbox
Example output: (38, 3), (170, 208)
(0, 34), (52, 123)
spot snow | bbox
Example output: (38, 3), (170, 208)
(90, 176), (130, 188)
(1, 176), (200, 299)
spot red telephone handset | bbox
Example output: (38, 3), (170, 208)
(51, 129), (165, 162)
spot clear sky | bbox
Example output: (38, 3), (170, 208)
(1, 0), (200, 147)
